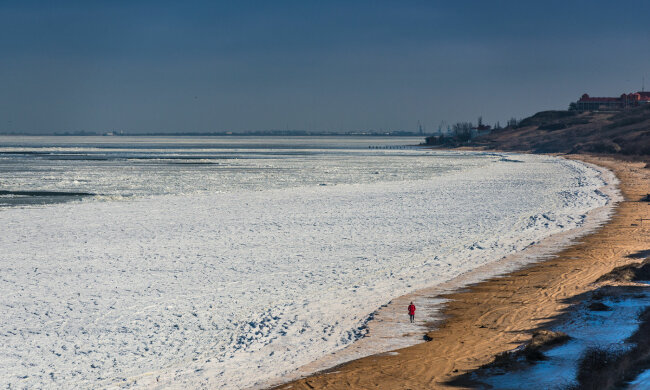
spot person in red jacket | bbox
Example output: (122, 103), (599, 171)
(408, 302), (416, 323)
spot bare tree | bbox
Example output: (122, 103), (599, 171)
(452, 122), (473, 141)
(506, 117), (519, 128)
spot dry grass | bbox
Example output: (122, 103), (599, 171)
(471, 104), (650, 158)
(445, 329), (570, 387)
(587, 301), (611, 311)
(596, 258), (650, 283)
(481, 329), (571, 369)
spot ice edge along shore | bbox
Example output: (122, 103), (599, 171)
(0, 153), (614, 389)
(264, 156), (622, 390)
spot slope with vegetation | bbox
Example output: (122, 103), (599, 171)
(471, 104), (650, 158)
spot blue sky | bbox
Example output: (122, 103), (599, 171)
(1, 1), (649, 133)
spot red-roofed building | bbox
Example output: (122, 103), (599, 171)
(573, 91), (650, 111)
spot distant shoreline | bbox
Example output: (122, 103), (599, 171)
(0, 132), (428, 137)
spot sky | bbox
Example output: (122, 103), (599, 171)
(1, 0), (649, 134)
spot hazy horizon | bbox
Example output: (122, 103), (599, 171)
(1, 1), (649, 134)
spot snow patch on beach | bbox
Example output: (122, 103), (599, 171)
(0, 154), (612, 389)
(482, 289), (650, 389)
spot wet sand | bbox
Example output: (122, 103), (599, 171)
(275, 155), (649, 389)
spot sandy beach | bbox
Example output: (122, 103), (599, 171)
(276, 155), (649, 389)
(4, 3), (649, 388)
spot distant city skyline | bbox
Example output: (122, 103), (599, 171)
(1, 1), (649, 134)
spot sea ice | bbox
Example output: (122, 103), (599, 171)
(0, 153), (614, 389)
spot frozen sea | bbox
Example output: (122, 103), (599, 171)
(0, 136), (616, 389)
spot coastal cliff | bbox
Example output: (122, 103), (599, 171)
(471, 104), (650, 159)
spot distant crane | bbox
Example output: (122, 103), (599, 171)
(641, 75), (645, 92)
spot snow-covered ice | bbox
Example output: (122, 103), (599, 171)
(0, 147), (615, 389)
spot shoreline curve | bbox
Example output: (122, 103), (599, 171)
(272, 154), (648, 389)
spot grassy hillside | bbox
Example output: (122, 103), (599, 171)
(471, 104), (650, 158)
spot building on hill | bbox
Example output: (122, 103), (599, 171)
(572, 91), (650, 111)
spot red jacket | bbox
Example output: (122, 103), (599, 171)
(408, 304), (416, 315)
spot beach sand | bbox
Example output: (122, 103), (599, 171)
(275, 155), (649, 389)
